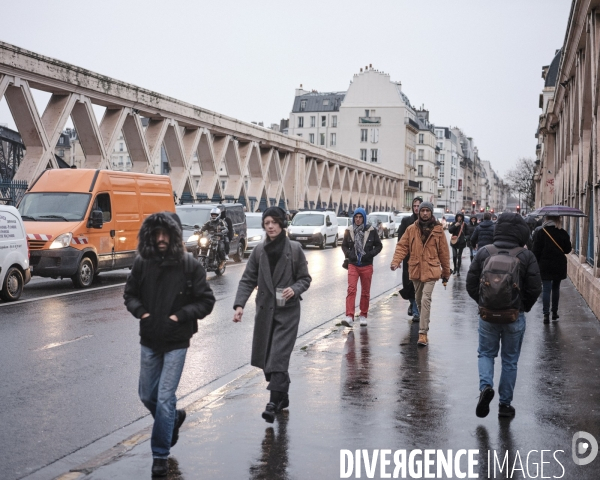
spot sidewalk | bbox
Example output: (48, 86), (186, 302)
(55, 276), (600, 479)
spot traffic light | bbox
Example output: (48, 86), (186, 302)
(480, 207), (484, 212)
(472, 201), (475, 207)
(516, 205), (520, 214)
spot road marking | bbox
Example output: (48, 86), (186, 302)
(34, 334), (93, 351)
(0, 283), (128, 308)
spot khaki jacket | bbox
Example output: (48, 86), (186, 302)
(391, 222), (451, 282)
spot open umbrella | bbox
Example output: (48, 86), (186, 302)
(530, 205), (587, 217)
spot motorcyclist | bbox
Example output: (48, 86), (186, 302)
(201, 208), (228, 262)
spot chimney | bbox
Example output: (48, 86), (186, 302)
(360, 68), (363, 72)
(295, 85), (309, 97)
(369, 63), (372, 68)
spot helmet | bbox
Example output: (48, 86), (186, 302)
(210, 208), (220, 218)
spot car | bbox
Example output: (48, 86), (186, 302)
(366, 212), (397, 238)
(177, 203), (247, 262)
(287, 210), (338, 249)
(336, 217), (351, 243)
(245, 212), (264, 254)
(0, 205), (31, 301)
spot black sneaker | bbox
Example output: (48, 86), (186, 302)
(262, 403), (276, 423)
(171, 409), (186, 447)
(408, 304), (413, 316)
(498, 404), (516, 417)
(152, 458), (168, 477)
(543, 314), (550, 324)
(476, 385), (495, 418)
(552, 311), (559, 321)
(412, 314), (420, 323)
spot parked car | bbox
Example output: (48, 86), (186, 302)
(245, 212), (264, 255)
(366, 212), (397, 238)
(288, 210), (338, 249)
(0, 205), (31, 301)
(337, 217), (351, 243)
(19, 169), (174, 288)
(177, 203), (247, 262)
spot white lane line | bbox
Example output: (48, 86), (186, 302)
(34, 334), (94, 351)
(0, 283), (128, 308)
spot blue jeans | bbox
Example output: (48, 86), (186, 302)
(478, 313), (526, 406)
(411, 299), (419, 316)
(542, 280), (561, 315)
(139, 345), (187, 459)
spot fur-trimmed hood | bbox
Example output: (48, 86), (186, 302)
(137, 212), (184, 260)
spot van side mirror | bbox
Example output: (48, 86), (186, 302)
(90, 210), (104, 229)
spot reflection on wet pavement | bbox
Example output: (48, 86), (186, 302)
(249, 413), (290, 480)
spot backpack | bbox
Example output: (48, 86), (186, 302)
(478, 245), (524, 324)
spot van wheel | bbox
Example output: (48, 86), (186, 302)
(333, 235), (338, 247)
(319, 236), (326, 250)
(1, 267), (24, 301)
(72, 257), (95, 289)
(233, 242), (244, 263)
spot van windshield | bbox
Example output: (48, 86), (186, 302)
(291, 213), (324, 226)
(245, 216), (263, 229)
(176, 208), (211, 228)
(18, 193), (91, 221)
(368, 214), (388, 224)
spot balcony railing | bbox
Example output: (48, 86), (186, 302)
(359, 116), (381, 124)
(408, 180), (420, 188)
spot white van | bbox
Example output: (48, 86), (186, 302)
(0, 205), (31, 301)
(288, 210), (339, 249)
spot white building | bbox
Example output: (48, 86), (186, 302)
(434, 126), (462, 213)
(414, 109), (439, 204)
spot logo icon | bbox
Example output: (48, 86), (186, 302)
(572, 431), (598, 466)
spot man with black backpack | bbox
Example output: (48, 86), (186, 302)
(466, 213), (542, 418)
(124, 212), (216, 476)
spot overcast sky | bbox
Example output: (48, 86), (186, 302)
(0, 0), (571, 177)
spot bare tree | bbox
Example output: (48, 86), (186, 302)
(505, 157), (536, 211)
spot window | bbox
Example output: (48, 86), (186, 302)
(120, 143), (124, 152)
(309, 133), (315, 144)
(439, 171), (445, 186)
(439, 154), (445, 165)
(321, 116), (326, 127)
(92, 193), (112, 222)
(320, 133), (325, 146)
(58, 149), (65, 157)
(360, 149), (367, 161)
(451, 167), (456, 177)
(360, 129), (368, 142)
(419, 133), (424, 144)
(365, 109), (370, 118)
(298, 117), (304, 128)
(417, 181), (422, 191)
(330, 133), (336, 146)
(310, 116), (315, 127)
(437, 142), (443, 150)
(300, 100), (306, 111)
(370, 128), (379, 143)
(221, 180), (227, 191)
(417, 165), (423, 176)
(370, 149), (378, 162)
(332, 115), (337, 127)
(370, 109), (376, 116)
(418, 149), (424, 160)
(58, 137), (64, 145)
(323, 99), (330, 106)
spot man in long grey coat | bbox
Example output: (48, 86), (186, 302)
(233, 207), (312, 423)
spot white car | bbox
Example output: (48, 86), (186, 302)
(245, 212), (264, 254)
(288, 211), (339, 249)
(0, 205), (31, 301)
(367, 212), (397, 238)
(337, 217), (352, 243)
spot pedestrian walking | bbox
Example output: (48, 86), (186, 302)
(471, 212), (495, 251)
(123, 212), (216, 477)
(390, 202), (451, 347)
(396, 197), (422, 320)
(448, 212), (467, 276)
(233, 207), (312, 423)
(341, 207), (383, 327)
(466, 213), (542, 419)
(532, 216), (572, 323)
(465, 216), (478, 261)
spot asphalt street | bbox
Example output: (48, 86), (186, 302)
(0, 237), (402, 480)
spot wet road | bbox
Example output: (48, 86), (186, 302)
(0, 238), (402, 480)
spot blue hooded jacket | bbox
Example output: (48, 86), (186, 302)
(341, 207), (383, 266)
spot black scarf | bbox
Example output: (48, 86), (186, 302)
(263, 230), (287, 275)
(418, 217), (437, 244)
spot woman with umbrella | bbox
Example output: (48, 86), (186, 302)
(531, 207), (576, 324)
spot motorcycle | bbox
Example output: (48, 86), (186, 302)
(190, 228), (226, 276)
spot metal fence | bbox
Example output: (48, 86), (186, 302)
(0, 180), (27, 206)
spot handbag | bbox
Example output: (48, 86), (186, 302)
(450, 222), (464, 245)
(543, 228), (564, 253)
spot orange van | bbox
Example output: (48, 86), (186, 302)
(18, 168), (175, 288)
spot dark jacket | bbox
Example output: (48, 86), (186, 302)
(465, 220), (477, 239)
(124, 212), (216, 352)
(532, 225), (572, 281)
(220, 211), (234, 241)
(471, 220), (495, 248)
(448, 220), (467, 249)
(466, 213), (542, 312)
(342, 207), (383, 267)
(397, 213), (418, 242)
(397, 213), (418, 296)
(233, 237), (311, 372)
